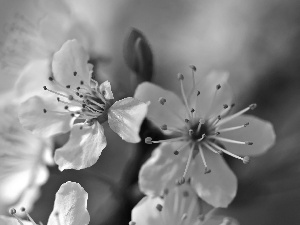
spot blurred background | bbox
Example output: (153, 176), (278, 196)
(0, 0), (300, 224)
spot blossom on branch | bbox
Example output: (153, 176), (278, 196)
(0, 95), (53, 214)
(134, 67), (275, 207)
(19, 40), (148, 171)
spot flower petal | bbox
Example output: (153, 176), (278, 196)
(134, 82), (186, 128)
(131, 196), (163, 225)
(219, 115), (276, 156)
(54, 123), (106, 171)
(18, 96), (73, 137)
(47, 182), (90, 225)
(14, 59), (52, 103)
(191, 150), (237, 208)
(108, 97), (147, 143)
(194, 71), (232, 118)
(139, 142), (189, 196)
(52, 39), (91, 88)
(99, 81), (114, 100)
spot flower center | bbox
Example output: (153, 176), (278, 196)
(188, 119), (209, 142)
(145, 65), (254, 184)
(43, 72), (113, 128)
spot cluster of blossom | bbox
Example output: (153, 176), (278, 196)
(0, 38), (276, 225)
(0, 1), (276, 223)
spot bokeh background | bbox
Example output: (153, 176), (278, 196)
(0, 0), (300, 224)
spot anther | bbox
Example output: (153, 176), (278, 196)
(246, 142), (253, 145)
(73, 71), (77, 76)
(198, 214), (205, 222)
(163, 188), (169, 195)
(204, 167), (211, 174)
(177, 73), (184, 80)
(161, 124), (167, 130)
(185, 119), (189, 123)
(156, 204), (163, 212)
(159, 97), (166, 105)
(223, 104), (228, 109)
(249, 103), (257, 110)
(43, 86), (47, 90)
(145, 137), (153, 144)
(66, 85), (71, 88)
(79, 126), (83, 130)
(64, 106), (68, 110)
(243, 156), (250, 164)
(70, 113), (75, 117)
(215, 132), (220, 135)
(191, 108), (195, 113)
(80, 81), (84, 85)
(174, 150), (179, 155)
(48, 77), (54, 81)
(197, 90), (200, 96)
(68, 95), (74, 101)
(20, 207), (25, 212)
(183, 191), (189, 197)
(77, 87), (80, 90)
(181, 213), (188, 221)
(216, 84), (221, 90)
(76, 92), (80, 96)
(9, 208), (16, 215)
(231, 103), (235, 108)
(188, 129), (194, 136)
(244, 122), (250, 127)
(57, 97), (60, 102)
(176, 177), (185, 185)
(43, 109), (47, 113)
(189, 65), (197, 71)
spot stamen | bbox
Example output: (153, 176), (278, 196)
(43, 86), (73, 100)
(182, 143), (195, 182)
(85, 97), (105, 109)
(197, 134), (206, 142)
(9, 208), (24, 225)
(208, 136), (252, 145)
(196, 119), (205, 133)
(202, 142), (221, 154)
(145, 136), (187, 144)
(73, 71), (77, 76)
(212, 115), (221, 126)
(178, 73), (192, 118)
(20, 207), (37, 225)
(174, 141), (191, 155)
(217, 123), (249, 133)
(188, 65), (197, 100)
(208, 142), (249, 163)
(161, 124), (183, 134)
(218, 104), (257, 126)
(198, 145), (211, 174)
(206, 84), (221, 115)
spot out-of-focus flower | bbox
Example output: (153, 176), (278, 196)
(0, 0), (98, 94)
(0, 93), (53, 214)
(130, 183), (238, 225)
(18, 39), (148, 171)
(134, 69), (275, 207)
(2, 181), (90, 225)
